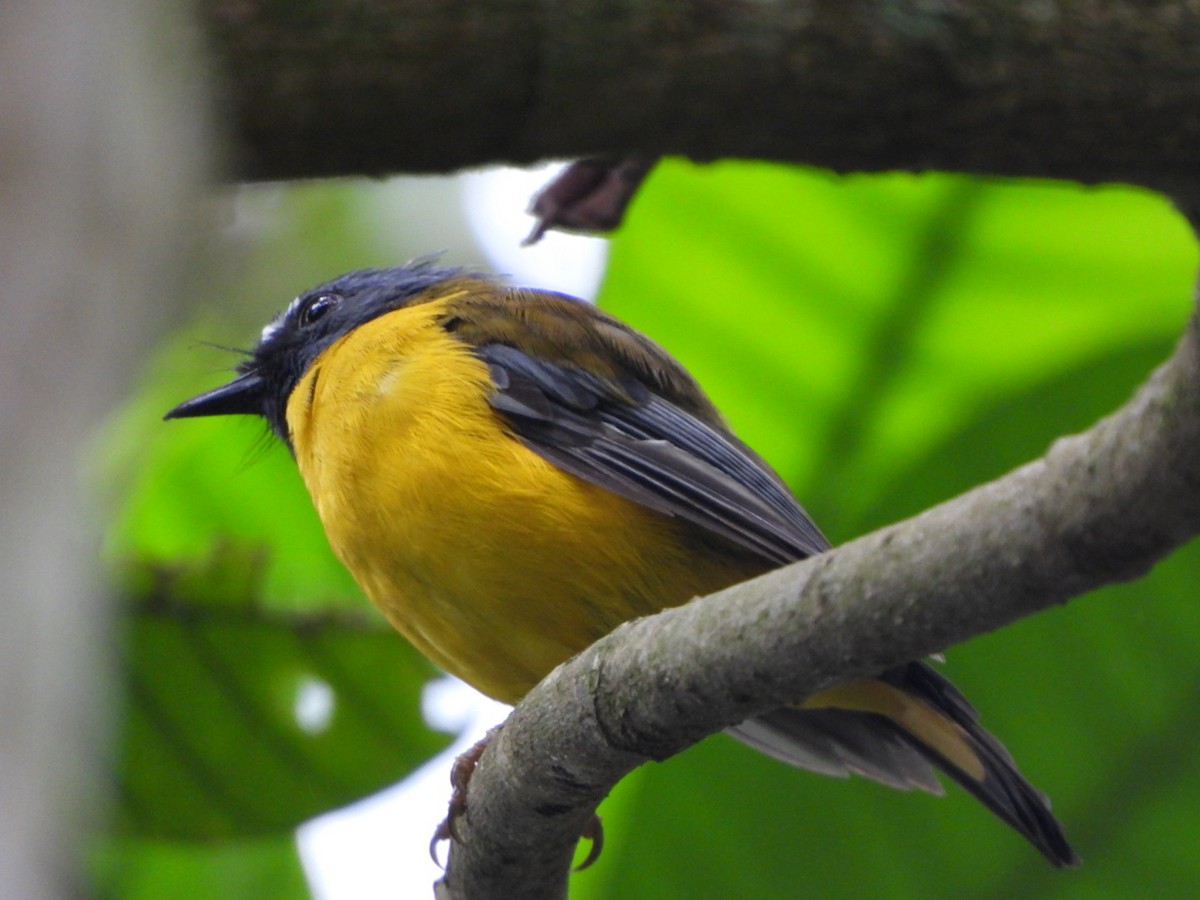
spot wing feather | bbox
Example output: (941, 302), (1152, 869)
(480, 341), (829, 564)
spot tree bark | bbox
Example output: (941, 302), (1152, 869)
(203, 0), (1200, 194)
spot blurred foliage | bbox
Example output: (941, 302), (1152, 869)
(115, 552), (445, 839)
(91, 836), (309, 900)
(98, 161), (1199, 898)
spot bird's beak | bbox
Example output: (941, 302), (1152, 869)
(164, 371), (266, 420)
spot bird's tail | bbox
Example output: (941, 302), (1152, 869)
(728, 661), (1078, 867)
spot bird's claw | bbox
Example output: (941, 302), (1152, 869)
(429, 728), (499, 868)
(574, 813), (604, 870)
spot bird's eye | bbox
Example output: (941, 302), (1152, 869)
(298, 293), (341, 327)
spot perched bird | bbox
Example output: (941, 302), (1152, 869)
(166, 261), (1076, 866)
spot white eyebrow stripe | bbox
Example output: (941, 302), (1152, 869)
(259, 295), (303, 343)
(259, 317), (283, 343)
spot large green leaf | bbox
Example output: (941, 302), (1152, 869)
(576, 161), (1200, 899)
(90, 834), (309, 900)
(113, 554), (446, 839)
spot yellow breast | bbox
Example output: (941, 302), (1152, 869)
(284, 296), (760, 703)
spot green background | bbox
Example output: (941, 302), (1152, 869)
(95, 161), (1200, 897)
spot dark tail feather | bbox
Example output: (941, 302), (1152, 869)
(730, 661), (1077, 867)
(882, 662), (1079, 867)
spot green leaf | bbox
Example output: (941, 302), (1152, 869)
(114, 554), (448, 839)
(90, 834), (309, 900)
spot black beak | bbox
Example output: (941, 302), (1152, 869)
(164, 371), (266, 420)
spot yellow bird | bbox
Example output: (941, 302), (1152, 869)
(166, 261), (1076, 866)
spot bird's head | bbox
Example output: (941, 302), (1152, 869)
(164, 260), (464, 442)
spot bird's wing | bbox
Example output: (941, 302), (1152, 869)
(475, 338), (829, 564)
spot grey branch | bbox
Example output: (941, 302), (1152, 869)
(203, 1), (1200, 191)
(436, 283), (1200, 897)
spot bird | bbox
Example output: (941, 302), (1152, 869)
(165, 260), (1077, 867)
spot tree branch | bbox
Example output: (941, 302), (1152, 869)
(436, 283), (1200, 898)
(203, 0), (1200, 192)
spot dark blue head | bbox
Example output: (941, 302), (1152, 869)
(165, 260), (466, 443)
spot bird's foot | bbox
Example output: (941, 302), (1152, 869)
(429, 727), (499, 867)
(428, 725), (605, 872)
(574, 813), (604, 870)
